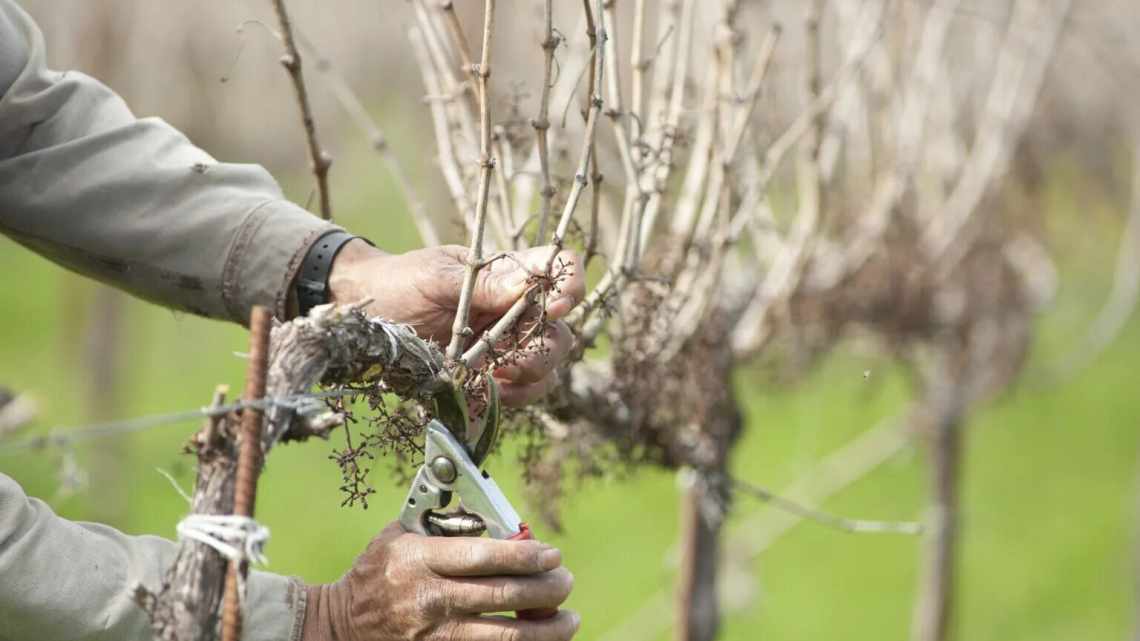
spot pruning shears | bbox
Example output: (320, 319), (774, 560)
(398, 375), (556, 620)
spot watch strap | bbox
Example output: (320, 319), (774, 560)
(295, 230), (359, 317)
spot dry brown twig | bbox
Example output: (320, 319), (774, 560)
(532, 0), (559, 243)
(412, 1), (482, 235)
(447, 0), (499, 361)
(294, 32), (440, 246)
(458, 0), (607, 370)
(435, 1), (515, 249)
(269, 0), (333, 221)
(409, 24), (474, 236)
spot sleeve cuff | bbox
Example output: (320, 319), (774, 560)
(221, 200), (339, 324)
(243, 572), (308, 641)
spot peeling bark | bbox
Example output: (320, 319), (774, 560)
(135, 388), (238, 641)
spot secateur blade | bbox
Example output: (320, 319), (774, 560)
(468, 376), (501, 465)
(430, 373), (501, 466)
(431, 376), (469, 443)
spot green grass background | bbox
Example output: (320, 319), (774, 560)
(1, 152), (1136, 641)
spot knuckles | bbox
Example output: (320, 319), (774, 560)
(343, 523), (578, 641)
(490, 622), (523, 641)
(497, 627), (522, 641)
(489, 579), (512, 610)
(457, 541), (495, 572)
(430, 620), (466, 641)
(416, 579), (450, 618)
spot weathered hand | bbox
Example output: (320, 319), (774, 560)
(302, 522), (579, 641)
(327, 241), (585, 405)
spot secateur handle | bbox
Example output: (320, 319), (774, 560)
(508, 523), (559, 621)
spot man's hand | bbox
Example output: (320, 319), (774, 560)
(327, 241), (585, 405)
(302, 522), (579, 641)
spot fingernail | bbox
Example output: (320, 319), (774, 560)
(570, 611), (582, 630)
(539, 547), (562, 570)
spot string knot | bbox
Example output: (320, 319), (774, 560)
(177, 514), (270, 566)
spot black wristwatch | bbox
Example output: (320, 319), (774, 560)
(294, 229), (364, 317)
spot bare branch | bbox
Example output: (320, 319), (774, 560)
(927, 0), (1073, 273)
(440, 1), (477, 84)
(586, 0), (648, 278)
(409, 25), (473, 235)
(753, 0), (882, 201)
(413, 1), (481, 233)
(447, 0), (498, 360)
(533, 0), (559, 243)
(629, 0), (649, 143)
(461, 0), (607, 369)
(295, 32), (440, 246)
(510, 7), (593, 235)
(802, 0), (961, 293)
(635, 0), (695, 255)
(270, 0), (333, 220)
(491, 131), (515, 249)
(795, 0), (826, 243)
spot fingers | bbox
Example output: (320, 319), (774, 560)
(498, 372), (560, 407)
(473, 247), (585, 319)
(440, 611), (581, 641)
(476, 254), (534, 314)
(444, 567), (573, 614)
(420, 535), (563, 577)
(492, 319), (571, 406)
(522, 247), (585, 321)
(494, 321), (572, 386)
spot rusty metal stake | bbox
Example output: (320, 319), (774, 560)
(221, 306), (272, 641)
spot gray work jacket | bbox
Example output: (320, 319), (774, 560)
(0, 1), (334, 638)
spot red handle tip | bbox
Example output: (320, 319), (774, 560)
(508, 523), (559, 620)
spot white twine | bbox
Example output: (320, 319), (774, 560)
(176, 514), (270, 566)
(378, 321), (401, 364)
(364, 316), (410, 367)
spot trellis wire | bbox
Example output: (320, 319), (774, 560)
(0, 389), (360, 455)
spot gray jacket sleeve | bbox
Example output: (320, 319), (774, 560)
(0, 473), (306, 641)
(0, 1), (320, 638)
(0, 0), (337, 323)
